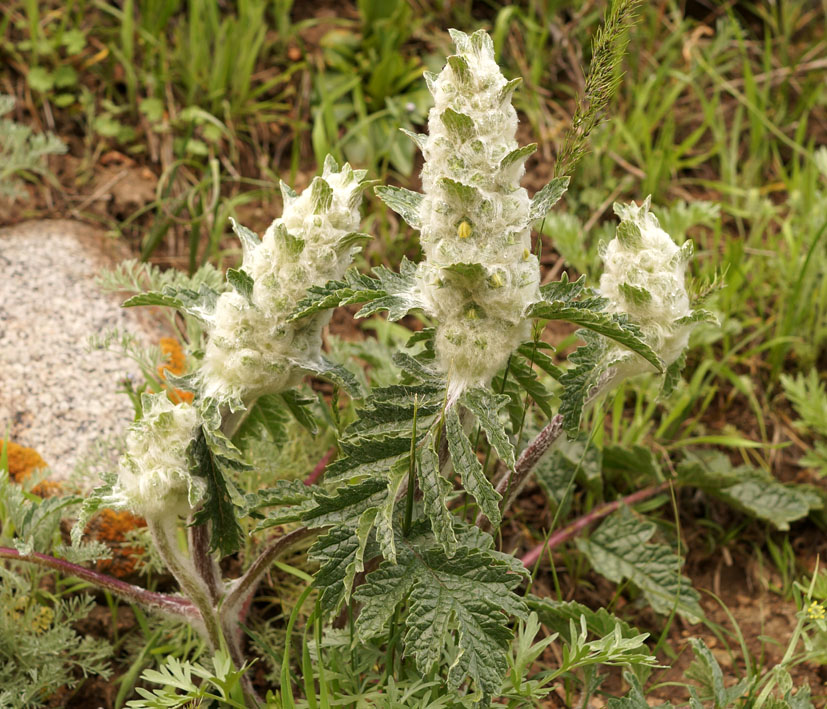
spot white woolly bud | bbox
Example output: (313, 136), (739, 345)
(200, 157), (369, 403)
(415, 29), (540, 397)
(111, 393), (203, 519)
(599, 197), (695, 376)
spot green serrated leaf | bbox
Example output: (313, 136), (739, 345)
(71, 472), (118, 547)
(418, 443), (457, 556)
(130, 283), (220, 322)
(349, 384), (443, 438)
(517, 342), (563, 381)
(122, 291), (183, 309)
(343, 507), (378, 599)
(530, 177), (570, 221)
(460, 388), (515, 470)
(608, 671), (674, 709)
(324, 436), (412, 484)
(526, 596), (643, 645)
(539, 272), (589, 303)
(309, 526), (364, 614)
(226, 268), (253, 302)
(352, 545), (419, 639)
(355, 545), (527, 693)
(674, 309), (719, 327)
(357, 259), (422, 321)
(658, 352), (686, 399)
(677, 451), (822, 531)
(558, 331), (608, 435)
(279, 390), (319, 435)
(616, 219), (643, 248)
(441, 107), (475, 142)
(500, 143), (537, 170)
(506, 354), (554, 418)
(576, 507), (703, 623)
(528, 301), (662, 373)
(304, 478), (388, 528)
(375, 185), (423, 229)
(289, 270), (382, 321)
(251, 480), (316, 528)
(377, 461), (407, 564)
(190, 428), (247, 556)
(252, 479), (314, 510)
(233, 394), (289, 445)
(686, 638), (749, 707)
(393, 352), (440, 382)
(498, 77), (522, 105)
(446, 407), (501, 529)
(229, 218), (260, 266)
(337, 231), (372, 251)
(400, 128), (428, 151)
(303, 357), (362, 398)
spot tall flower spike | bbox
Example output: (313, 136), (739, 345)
(109, 393), (203, 520)
(599, 197), (704, 381)
(413, 30), (541, 398)
(200, 156), (371, 404)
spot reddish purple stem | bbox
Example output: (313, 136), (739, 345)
(0, 546), (197, 618)
(521, 481), (671, 568)
(304, 446), (335, 486)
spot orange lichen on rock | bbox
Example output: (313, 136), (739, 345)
(2, 440), (60, 497)
(85, 508), (148, 578)
(157, 337), (194, 404)
(3, 440), (48, 482)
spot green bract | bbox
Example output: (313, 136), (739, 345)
(200, 157), (370, 405)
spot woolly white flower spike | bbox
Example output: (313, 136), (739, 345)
(110, 393), (204, 520)
(200, 155), (370, 405)
(599, 196), (712, 383)
(378, 29), (567, 400)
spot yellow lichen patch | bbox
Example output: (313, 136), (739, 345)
(85, 509), (148, 578)
(157, 337), (194, 404)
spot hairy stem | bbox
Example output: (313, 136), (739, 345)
(223, 526), (316, 624)
(520, 481), (671, 567)
(0, 546), (197, 619)
(149, 516), (224, 650)
(481, 372), (615, 530)
(476, 414), (565, 530)
(189, 520), (223, 605)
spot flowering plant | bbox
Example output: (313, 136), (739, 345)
(1, 20), (736, 709)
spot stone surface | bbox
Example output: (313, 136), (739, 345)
(0, 220), (167, 481)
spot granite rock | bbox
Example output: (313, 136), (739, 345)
(0, 220), (168, 481)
